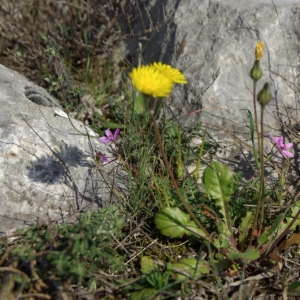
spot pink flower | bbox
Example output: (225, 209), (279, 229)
(95, 150), (108, 163)
(99, 129), (120, 144)
(101, 155), (108, 163)
(270, 134), (294, 158)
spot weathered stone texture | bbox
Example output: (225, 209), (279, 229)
(0, 64), (127, 235)
(129, 0), (300, 140)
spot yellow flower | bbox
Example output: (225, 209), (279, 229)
(129, 65), (174, 98)
(152, 62), (187, 84)
(255, 42), (264, 61)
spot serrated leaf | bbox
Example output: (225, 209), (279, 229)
(172, 257), (210, 279)
(141, 256), (157, 274)
(155, 208), (205, 238)
(227, 248), (260, 261)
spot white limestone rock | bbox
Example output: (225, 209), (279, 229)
(0, 64), (128, 235)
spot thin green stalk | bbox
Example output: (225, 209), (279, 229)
(253, 81), (261, 163)
(151, 171), (169, 209)
(149, 110), (211, 241)
(193, 129), (206, 181)
(177, 123), (183, 180)
(249, 105), (265, 246)
(278, 160), (287, 204)
(258, 106), (265, 230)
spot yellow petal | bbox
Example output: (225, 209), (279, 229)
(255, 42), (264, 61)
(129, 65), (174, 98)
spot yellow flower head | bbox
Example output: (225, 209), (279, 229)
(152, 62), (187, 84)
(129, 65), (174, 98)
(255, 42), (264, 61)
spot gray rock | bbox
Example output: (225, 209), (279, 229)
(137, 0), (300, 131)
(24, 85), (62, 108)
(127, 0), (300, 175)
(0, 64), (127, 235)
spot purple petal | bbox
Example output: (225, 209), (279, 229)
(101, 155), (108, 163)
(99, 137), (110, 144)
(282, 150), (294, 158)
(270, 134), (280, 145)
(277, 136), (284, 147)
(105, 129), (113, 139)
(113, 128), (120, 139)
(284, 143), (293, 149)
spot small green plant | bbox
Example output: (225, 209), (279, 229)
(5, 205), (126, 287)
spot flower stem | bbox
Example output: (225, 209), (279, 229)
(258, 106), (265, 231)
(177, 123), (183, 180)
(149, 109), (211, 241)
(278, 160), (287, 204)
(249, 105), (265, 246)
(253, 81), (261, 169)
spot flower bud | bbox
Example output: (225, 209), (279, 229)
(257, 83), (272, 107)
(250, 60), (263, 82)
(255, 42), (264, 61)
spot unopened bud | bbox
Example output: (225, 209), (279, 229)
(250, 60), (263, 82)
(257, 83), (272, 107)
(255, 42), (264, 61)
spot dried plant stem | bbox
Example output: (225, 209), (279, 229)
(149, 109), (211, 241)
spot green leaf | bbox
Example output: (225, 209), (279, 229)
(141, 256), (157, 274)
(241, 109), (260, 169)
(227, 249), (260, 261)
(286, 202), (300, 231)
(258, 214), (285, 246)
(288, 282), (300, 292)
(129, 288), (157, 300)
(239, 211), (254, 252)
(102, 121), (123, 129)
(203, 162), (234, 202)
(203, 162), (234, 239)
(172, 258), (210, 279)
(155, 207), (205, 238)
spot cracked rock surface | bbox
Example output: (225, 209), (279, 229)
(0, 64), (128, 235)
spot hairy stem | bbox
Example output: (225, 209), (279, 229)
(149, 110), (211, 241)
(253, 81), (261, 167)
